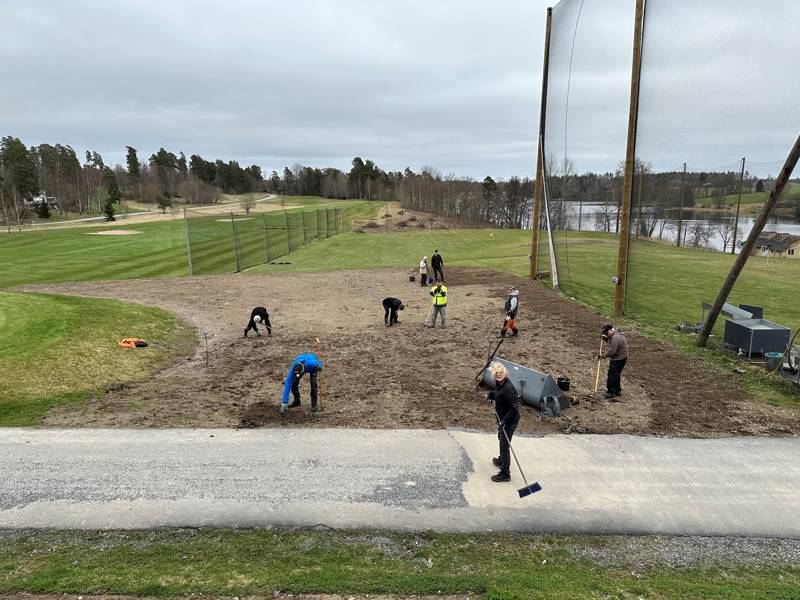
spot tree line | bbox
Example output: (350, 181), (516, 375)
(0, 135), (266, 230)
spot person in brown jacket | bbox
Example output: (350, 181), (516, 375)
(598, 323), (628, 399)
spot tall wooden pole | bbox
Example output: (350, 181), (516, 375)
(613, 0), (646, 317)
(529, 7), (552, 279)
(676, 162), (686, 247)
(731, 157), (745, 254)
(697, 134), (800, 347)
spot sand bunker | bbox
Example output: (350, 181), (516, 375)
(85, 229), (142, 236)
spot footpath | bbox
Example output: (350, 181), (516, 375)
(1, 428), (798, 537)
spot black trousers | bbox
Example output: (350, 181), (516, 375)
(497, 415), (519, 476)
(433, 266), (444, 281)
(245, 309), (272, 336)
(383, 302), (399, 325)
(419, 274), (428, 287)
(606, 358), (627, 394)
(291, 369), (319, 407)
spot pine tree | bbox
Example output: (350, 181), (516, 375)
(37, 199), (51, 219)
(102, 167), (119, 221)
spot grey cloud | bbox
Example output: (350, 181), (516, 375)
(2, 0), (798, 179)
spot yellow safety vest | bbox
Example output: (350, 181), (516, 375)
(430, 284), (448, 306)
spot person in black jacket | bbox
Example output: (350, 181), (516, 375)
(382, 297), (405, 326)
(486, 362), (520, 482)
(431, 250), (444, 282)
(244, 306), (272, 337)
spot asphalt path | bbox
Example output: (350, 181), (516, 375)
(1, 428), (798, 537)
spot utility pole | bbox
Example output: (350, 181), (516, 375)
(698, 134), (800, 347)
(676, 162), (686, 248)
(529, 7), (552, 279)
(731, 157), (746, 254)
(613, 0), (646, 316)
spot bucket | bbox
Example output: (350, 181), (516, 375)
(557, 376), (571, 392)
(764, 352), (783, 371)
(409, 275), (416, 282)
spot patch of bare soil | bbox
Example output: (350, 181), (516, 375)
(23, 268), (800, 436)
(353, 201), (475, 233)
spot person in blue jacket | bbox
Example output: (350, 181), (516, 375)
(280, 353), (324, 413)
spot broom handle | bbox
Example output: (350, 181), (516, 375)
(594, 338), (604, 392)
(315, 337), (323, 410)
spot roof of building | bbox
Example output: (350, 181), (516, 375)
(755, 232), (800, 252)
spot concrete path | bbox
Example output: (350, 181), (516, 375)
(1, 428), (798, 537)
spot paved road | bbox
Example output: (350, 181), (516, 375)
(2, 429), (798, 537)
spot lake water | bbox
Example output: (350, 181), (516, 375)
(552, 201), (800, 253)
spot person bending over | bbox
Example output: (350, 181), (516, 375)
(382, 297), (405, 326)
(280, 353), (324, 413)
(244, 306), (272, 337)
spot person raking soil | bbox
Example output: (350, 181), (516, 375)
(280, 353), (324, 413)
(428, 279), (447, 329)
(598, 323), (628, 399)
(244, 306), (272, 337)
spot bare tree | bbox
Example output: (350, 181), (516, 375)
(716, 223), (742, 253)
(240, 194), (256, 215)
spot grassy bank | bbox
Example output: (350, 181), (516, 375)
(0, 529), (796, 599)
(0, 292), (196, 425)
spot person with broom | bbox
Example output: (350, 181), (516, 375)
(598, 323), (628, 399)
(485, 362), (520, 483)
(280, 353), (323, 413)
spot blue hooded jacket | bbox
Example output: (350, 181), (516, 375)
(281, 353), (323, 404)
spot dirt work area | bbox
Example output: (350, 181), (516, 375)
(24, 268), (800, 436)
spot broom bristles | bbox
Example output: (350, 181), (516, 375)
(517, 482), (542, 498)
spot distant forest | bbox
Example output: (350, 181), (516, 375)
(2, 135), (796, 235)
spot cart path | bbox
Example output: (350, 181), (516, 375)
(2, 428), (798, 537)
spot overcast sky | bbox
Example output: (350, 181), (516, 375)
(2, 0), (798, 179)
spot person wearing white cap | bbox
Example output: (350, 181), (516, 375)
(419, 256), (429, 287)
(244, 306), (272, 337)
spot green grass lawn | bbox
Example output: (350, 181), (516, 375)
(0, 198), (381, 288)
(0, 529), (796, 599)
(0, 292), (196, 425)
(693, 182), (800, 209)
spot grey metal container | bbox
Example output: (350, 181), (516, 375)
(723, 318), (790, 358)
(482, 357), (570, 410)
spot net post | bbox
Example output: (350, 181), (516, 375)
(262, 212), (270, 263)
(530, 7), (552, 280)
(300, 209), (308, 245)
(231, 212), (241, 272)
(183, 206), (193, 276)
(284, 210), (291, 254)
(614, 0), (646, 317)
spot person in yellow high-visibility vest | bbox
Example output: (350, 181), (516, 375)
(429, 279), (448, 329)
